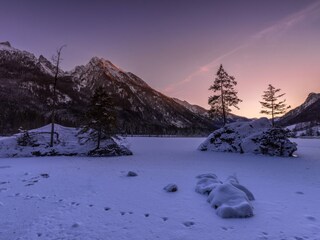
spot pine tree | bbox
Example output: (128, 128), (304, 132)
(260, 84), (291, 127)
(208, 64), (242, 125)
(84, 86), (116, 149)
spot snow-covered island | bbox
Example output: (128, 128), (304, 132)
(0, 124), (132, 158)
(199, 118), (297, 157)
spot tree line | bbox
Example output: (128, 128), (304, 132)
(208, 64), (290, 127)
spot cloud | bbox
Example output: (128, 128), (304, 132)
(164, 1), (320, 95)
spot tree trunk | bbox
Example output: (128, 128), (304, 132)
(221, 82), (226, 126)
(97, 127), (101, 149)
(50, 69), (58, 147)
(50, 46), (64, 147)
(271, 100), (274, 127)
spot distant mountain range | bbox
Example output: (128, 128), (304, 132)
(1, 41), (318, 136)
(0, 41), (246, 135)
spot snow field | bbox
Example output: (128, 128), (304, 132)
(0, 137), (320, 240)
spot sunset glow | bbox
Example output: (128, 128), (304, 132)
(1, 0), (319, 118)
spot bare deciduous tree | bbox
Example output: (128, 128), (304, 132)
(50, 45), (66, 147)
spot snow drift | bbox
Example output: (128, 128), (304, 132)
(198, 118), (297, 157)
(0, 124), (132, 157)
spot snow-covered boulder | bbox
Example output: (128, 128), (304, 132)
(195, 174), (254, 218)
(207, 183), (253, 218)
(0, 124), (132, 157)
(198, 118), (297, 157)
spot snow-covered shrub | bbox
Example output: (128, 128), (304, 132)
(199, 118), (297, 157)
(17, 131), (38, 147)
(252, 128), (297, 156)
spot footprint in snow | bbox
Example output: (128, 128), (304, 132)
(71, 202), (80, 206)
(296, 191), (304, 195)
(162, 217), (168, 222)
(120, 211), (126, 215)
(144, 213), (150, 217)
(221, 226), (234, 231)
(306, 216), (316, 221)
(104, 207), (111, 211)
(183, 221), (195, 227)
(0, 165), (11, 169)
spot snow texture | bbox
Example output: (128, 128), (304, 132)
(196, 174), (254, 218)
(199, 118), (297, 156)
(0, 124), (132, 157)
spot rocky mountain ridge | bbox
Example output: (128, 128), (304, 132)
(0, 42), (217, 135)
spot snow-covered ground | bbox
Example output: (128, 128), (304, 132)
(0, 137), (319, 240)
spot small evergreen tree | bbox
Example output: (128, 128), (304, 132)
(260, 84), (290, 127)
(84, 86), (116, 149)
(208, 64), (242, 125)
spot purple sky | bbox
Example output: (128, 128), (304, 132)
(1, 0), (320, 117)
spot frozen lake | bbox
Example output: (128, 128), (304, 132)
(0, 137), (319, 240)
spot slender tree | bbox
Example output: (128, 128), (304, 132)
(260, 84), (291, 127)
(208, 64), (242, 125)
(84, 86), (116, 149)
(50, 45), (66, 147)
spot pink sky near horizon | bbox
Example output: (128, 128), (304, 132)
(161, 1), (320, 118)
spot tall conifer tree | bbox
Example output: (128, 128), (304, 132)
(84, 86), (116, 149)
(260, 84), (291, 127)
(208, 64), (242, 125)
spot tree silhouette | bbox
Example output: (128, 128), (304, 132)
(50, 45), (66, 147)
(260, 84), (291, 127)
(208, 64), (242, 125)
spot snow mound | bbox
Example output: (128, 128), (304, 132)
(195, 173), (222, 195)
(198, 118), (297, 157)
(196, 174), (254, 218)
(208, 183), (253, 218)
(0, 124), (132, 157)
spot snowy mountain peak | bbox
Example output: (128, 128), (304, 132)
(305, 92), (320, 105)
(88, 57), (123, 72)
(279, 92), (320, 126)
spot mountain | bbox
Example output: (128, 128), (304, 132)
(68, 56), (216, 135)
(278, 92), (320, 137)
(0, 42), (216, 135)
(279, 93), (320, 126)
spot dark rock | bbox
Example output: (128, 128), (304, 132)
(163, 184), (178, 192)
(127, 171), (138, 177)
